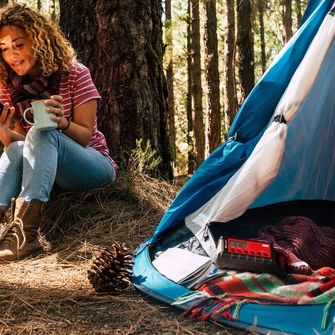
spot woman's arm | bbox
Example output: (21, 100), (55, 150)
(0, 104), (25, 147)
(46, 95), (97, 147)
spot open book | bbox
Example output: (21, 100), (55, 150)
(152, 247), (219, 289)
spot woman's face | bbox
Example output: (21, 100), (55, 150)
(0, 25), (39, 77)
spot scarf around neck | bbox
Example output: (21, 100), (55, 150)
(8, 70), (60, 119)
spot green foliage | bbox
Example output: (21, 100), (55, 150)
(123, 138), (162, 177)
(15, 0), (59, 22)
(117, 139), (163, 199)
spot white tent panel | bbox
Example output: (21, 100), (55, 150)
(186, 122), (286, 226)
(273, 2), (335, 123)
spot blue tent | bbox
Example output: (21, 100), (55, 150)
(133, 1), (335, 333)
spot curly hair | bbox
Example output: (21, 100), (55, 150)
(0, 2), (76, 83)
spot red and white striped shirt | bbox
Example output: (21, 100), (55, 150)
(0, 61), (116, 168)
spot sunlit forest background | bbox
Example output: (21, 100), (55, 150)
(162, 0), (308, 176)
(3, 0), (309, 178)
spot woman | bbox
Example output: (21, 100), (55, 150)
(0, 3), (116, 261)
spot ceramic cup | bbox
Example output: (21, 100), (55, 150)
(23, 100), (57, 130)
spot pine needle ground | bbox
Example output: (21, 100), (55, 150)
(0, 172), (244, 335)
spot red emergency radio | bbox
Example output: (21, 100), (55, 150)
(225, 237), (272, 258)
(215, 236), (286, 276)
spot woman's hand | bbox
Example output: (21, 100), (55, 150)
(45, 95), (68, 130)
(0, 102), (14, 129)
(0, 103), (24, 147)
(45, 95), (97, 147)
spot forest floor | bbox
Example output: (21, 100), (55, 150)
(0, 172), (248, 335)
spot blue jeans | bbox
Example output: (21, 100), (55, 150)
(0, 127), (116, 208)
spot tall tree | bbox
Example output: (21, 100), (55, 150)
(50, 0), (57, 22)
(258, 0), (266, 73)
(164, 0), (176, 163)
(203, 0), (221, 152)
(59, 0), (172, 178)
(189, 0), (205, 167)
(236, 0), (255, 104)
(223, 0), (237, 132)
(187, 1), (195, 174)
(283, 0), (293, 43)
(296, 0), (302, 26)
(37, 0), (42, 11)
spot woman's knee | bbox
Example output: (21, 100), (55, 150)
(2, 141), (24, 159)
(26, 126), (58, 143)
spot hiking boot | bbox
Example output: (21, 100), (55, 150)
(0, 199), (16, 225)
(0, 198), (44, 262)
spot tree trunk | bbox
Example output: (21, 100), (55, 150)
(189, 0), (205, 167)
(204, 0), (221, 153)
(37, 0), (42, 11)
(283, 0), (293, 43)
(59, 0), (172, 179)
(258, 0), (266, 73)
(50, 0), (57, 22)
(296, 0), (302, 26)
(187, 0), (195, 174)
(0, 0), (8, 8)
(164, 0), (176, 163)
(236, 0), (255, 104)
(224, 0), (237, 132)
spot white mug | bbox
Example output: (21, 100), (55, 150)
(23, 100), (57, 130)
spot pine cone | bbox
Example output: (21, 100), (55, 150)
(88, 243), (133, 293)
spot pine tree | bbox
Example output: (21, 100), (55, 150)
(204, 0), (221, 152)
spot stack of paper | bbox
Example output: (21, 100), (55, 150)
(152, 247), (215, 289)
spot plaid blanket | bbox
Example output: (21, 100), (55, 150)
(174, 216), (335, 330)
